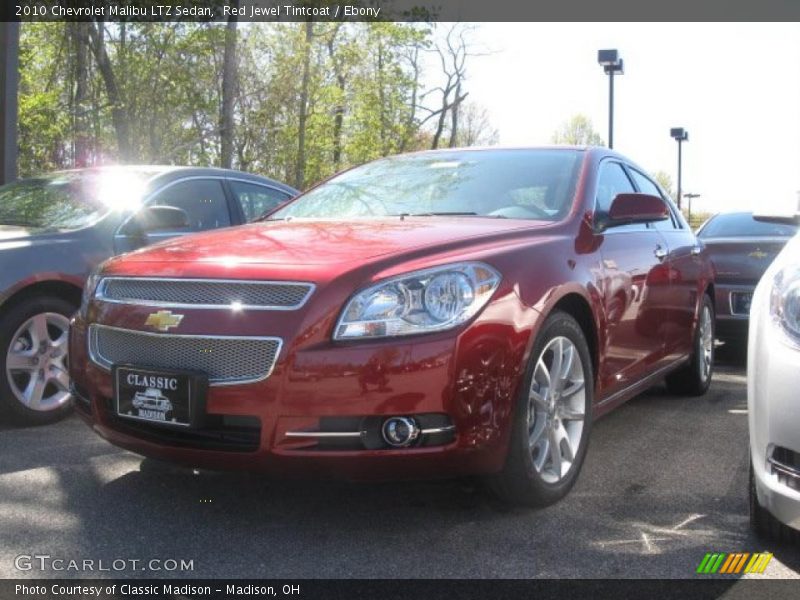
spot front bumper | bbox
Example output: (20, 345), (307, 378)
(69, 300), (538, 480)
(748, 287), (800, 530)
(714, 283), (754, 342)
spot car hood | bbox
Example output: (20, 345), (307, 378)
(112, 218), (545, 268)
(0, 224), (75, 250)
(703, 236), (790, 284)
(0, 224), (40, 242)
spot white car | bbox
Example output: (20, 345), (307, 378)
(749, 230), (800, 541)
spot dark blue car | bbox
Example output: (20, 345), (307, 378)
(0, 166), (297, 425)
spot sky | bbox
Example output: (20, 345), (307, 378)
(426, 23), (800, 215)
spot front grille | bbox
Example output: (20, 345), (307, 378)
(97, 277), (314, 310)
(89, 325), (281, 386)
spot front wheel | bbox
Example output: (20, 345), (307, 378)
(0, 296), (76, 425)
(665, 294), (714, 396)
(488, 311), (593, 507)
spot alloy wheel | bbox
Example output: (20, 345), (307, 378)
(527, 336), (586, 484)
(699, 305), (713, 382)
(5, 312), (72, 412)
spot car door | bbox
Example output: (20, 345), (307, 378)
(228, 179), (294, 222)
(594, 160), (671, 396)
(114, 178), (234, 253)
(629, 167), (701, 360)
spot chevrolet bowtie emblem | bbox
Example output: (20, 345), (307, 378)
(749, 249), (768, 259)
(145, 310), (184, 332)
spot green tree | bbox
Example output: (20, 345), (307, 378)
(652, 170), (675, 200)
(18, 22), (492, 190)
(551, 114), (605, 146)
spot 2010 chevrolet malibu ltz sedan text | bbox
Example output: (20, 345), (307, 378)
(70, 147), (715, 505)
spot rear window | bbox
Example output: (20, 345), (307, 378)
(698, 213), (798, 238)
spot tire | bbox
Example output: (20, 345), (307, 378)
(488, 311), (594, 507)
(750, 461), (796, 543)
(665, 294), (714, 397)
(0, 296), (76, 425)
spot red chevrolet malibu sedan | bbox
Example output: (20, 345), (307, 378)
(70, 147), (715, 505)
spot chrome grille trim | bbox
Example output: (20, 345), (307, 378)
(96, 277), (315, 311)
(88, 324), (282, 387)
(768, 447), (800, 491)
(284, 426), (455, 439)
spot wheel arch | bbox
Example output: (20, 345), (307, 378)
(0, 279), (83, 316)
(550, 292), (599, 386)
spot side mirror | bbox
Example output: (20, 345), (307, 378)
(133, 205), (190, 232)
(604, 193), (669, 229)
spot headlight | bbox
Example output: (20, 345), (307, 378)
(770, 265), (800, 345)
(79, 268), (102, 320)
(334, 262), (501, 340)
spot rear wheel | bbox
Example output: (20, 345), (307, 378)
(665, 294), (714, 396)
(489, 311), (593, 507)
(0, 296), (76, 425)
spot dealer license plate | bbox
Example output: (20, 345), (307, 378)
(113, 365), (205, 427)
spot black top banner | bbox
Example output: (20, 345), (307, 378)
(4, 0), (800, 22)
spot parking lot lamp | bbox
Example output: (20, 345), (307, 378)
(683, 193), (701, 222)
(598, 49), (624, 149)
(670, 128), (689, 209)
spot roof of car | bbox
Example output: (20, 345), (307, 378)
(708, 211), (752, 218)
(403, 145), (594, 155)
(388, 145), (632, 165)
(32, 165), (298, 195)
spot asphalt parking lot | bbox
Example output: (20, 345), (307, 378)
(1, 350), (799, 580)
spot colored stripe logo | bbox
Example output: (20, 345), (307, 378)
(696, 552), (773, 574)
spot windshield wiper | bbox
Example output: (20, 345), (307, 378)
(397, 211), (478, 218)
(397, 212), (511, 220)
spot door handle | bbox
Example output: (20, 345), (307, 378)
(654, 246), (667, 261)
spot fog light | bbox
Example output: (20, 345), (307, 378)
(381, 417), (420, 447)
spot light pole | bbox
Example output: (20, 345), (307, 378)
(683, 193), (701, 222)
(670, 127), (689, 210)
(598, 49), (624, 149)
(0, 22), (19, 185)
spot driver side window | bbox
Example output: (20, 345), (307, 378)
(151, 179), (231, 231)
(628, 169), (680, 231)
(595, 162), (645, 232)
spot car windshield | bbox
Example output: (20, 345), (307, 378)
(269, 149), (584, 222)
(698, 213), (799, 238)
(0, 169), (151, 230)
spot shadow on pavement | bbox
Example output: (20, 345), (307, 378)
(3, 359), (799, 579)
